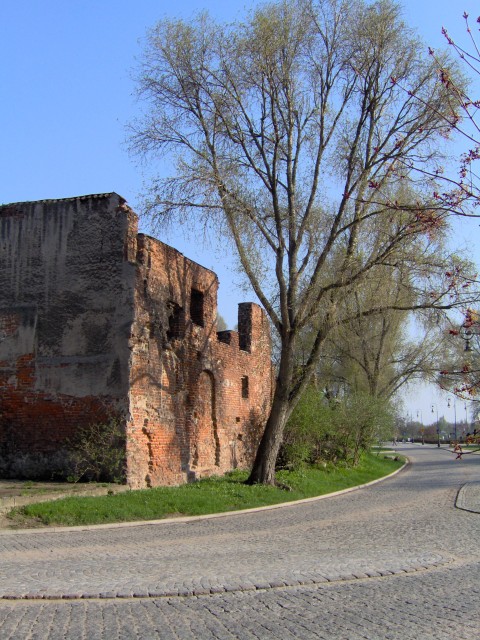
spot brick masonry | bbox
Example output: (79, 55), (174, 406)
(0, 193), (272, 487)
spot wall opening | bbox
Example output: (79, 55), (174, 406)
(190, 289), (204, 327)
(241, 375), (249, 399)
(167, 301), (184, 340)
(190, 370), (220, 470)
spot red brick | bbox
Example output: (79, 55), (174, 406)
(0, 194), (272, 486)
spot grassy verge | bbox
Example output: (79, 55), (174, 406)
(8, 453), (404, 528)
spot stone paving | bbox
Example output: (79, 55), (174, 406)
(456, 480), (480, 513)
(0, 444), (479, 638)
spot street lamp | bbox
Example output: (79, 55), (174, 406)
(432, 404), (440, 448)
(460, 311), (480, 352)
(462, 327), (474, 352)
(417, 410), (424, 445)
(447, 397), (457, 441)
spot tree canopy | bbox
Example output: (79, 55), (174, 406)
(131, 0), (479, 483)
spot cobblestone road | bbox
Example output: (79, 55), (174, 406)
(0, 444), (479, 639)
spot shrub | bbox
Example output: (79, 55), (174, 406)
(65, 417), (127, 483)
(280, 388), (395, 469)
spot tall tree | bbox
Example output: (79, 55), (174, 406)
(130, 0), (477, 484)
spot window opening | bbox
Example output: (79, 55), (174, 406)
(190, 288), (204, 327)
(241, 375), (249, 399)
(167, 302), (184, 340)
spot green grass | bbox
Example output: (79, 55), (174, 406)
(9, 453), (404, 528)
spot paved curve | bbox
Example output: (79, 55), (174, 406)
(0, 444), (479, 639)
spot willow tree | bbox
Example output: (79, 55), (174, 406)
(317, 267), (449, 399)
(130, 0), (477, 484)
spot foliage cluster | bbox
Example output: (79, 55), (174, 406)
(280, 387), (395, 468)
(428, 13), (480, 406)
(0, 418), (127, 483)
(427, 11), (480, 214)
(64, 418), (127, 484)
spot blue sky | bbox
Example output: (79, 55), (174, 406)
(1, 0), (479, 423)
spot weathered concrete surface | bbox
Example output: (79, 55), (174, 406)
(0, 444), (479, 639)
(0, 194), (136, 479)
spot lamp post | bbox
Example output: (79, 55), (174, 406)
(460, 309), (480, 352)
(417, 410), (424, 445)
(459, 311), (477, 440)
(447, 397), (457, 441)
(462, 328), (474, 352)
(432, 404), (440, 448)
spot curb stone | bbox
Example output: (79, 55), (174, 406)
(0, 459), (408, 537)
(456, 481), (480, 514)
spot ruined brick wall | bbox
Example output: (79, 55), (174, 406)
(0, 194), (137, 478)
(126, 234), (273, 488)
(0, 193), (273, 486)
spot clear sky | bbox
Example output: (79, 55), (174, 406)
(1, 0), (479, 424)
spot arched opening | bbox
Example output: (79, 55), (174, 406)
(190, 370), (220, 470)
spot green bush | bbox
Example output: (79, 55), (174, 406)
(64, 417), (127, 483)
(280, 388), (395, 469)
(331, 393), (395, 465)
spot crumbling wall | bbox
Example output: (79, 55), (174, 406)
(0, 193), (273, 486)
(126, 234), (273, 488)
(0, 194), (137, 478)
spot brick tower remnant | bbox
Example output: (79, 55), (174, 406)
(0, 193), (273, 487)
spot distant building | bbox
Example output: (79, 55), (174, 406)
(0, 193), (272, 487)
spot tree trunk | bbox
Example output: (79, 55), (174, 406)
(246, 387), (291, 485)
